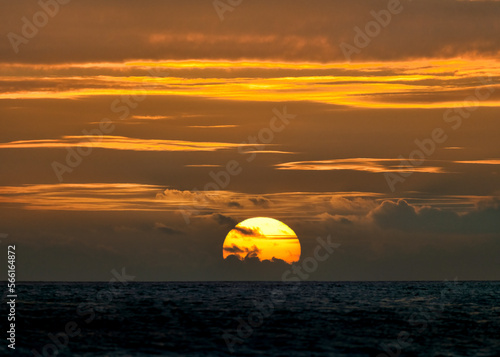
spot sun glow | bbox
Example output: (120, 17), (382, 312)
(222, 217), (301, 264)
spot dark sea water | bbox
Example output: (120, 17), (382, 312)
(1, 281), (499, 356)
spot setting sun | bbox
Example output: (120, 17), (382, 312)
(222, 217), (301, 264)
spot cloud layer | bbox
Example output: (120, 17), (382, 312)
(2, 0), (500, 63)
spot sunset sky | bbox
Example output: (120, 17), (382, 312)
(0, 0), (499, 281)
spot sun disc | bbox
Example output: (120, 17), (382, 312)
(222, 217), (301, 264)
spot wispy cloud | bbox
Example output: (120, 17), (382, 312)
(1, 59), (499, 109)
(131, 115), (173, 120)
(275, 158), (445, 174)
(0, 184), (490, 220)
(454, 159), (500, 165)
(0, 135), (264, 152)
(0, 183), (165, 211)
(188, 125), (239, 128)
(2, 1), (500, 63)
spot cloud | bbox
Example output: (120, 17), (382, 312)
(0, 183), (166, 211)
(370, 199), (500, 234)
(223, 244), (261, 258)
(249, 197), (271, 208)
(2, 1), (500, 64)
(157, 189), (244, 213)
(223, 245), (245, 254)
(131, 115), (173, 120)
(156, 189), (204, 202)
(2, 183), (493, 231)
(2, 187), (499, 281)
(211, 213), (237, 227)
(188, 125), (238, 128)
(0, 135), (258, 152)
(1, 60), (499, 109)
(227, 201), (243, 208)
(330, 195), (378, 215)
(233, 226), (263, 237)
(275, 158), (445, 173)
(454, 159), (500, 165)
(220, 253), (292, 280)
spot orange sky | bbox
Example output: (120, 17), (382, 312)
(0, 0), (499, 281)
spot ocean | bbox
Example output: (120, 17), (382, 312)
(2, 281), (499, 356)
